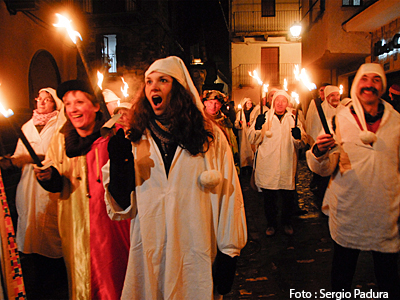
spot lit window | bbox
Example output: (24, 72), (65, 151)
(102, 35), (117, 73)
(342, 0), (362, 6)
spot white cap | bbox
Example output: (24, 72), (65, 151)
(113, 102), (132, 114)
(145, 56), (202, 113)
(102, 89), (121, 103)
(324, 85), (340, 99)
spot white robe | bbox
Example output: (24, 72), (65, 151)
(102, 124), (247, 299)
(307, 101), (400, 252)
(305, 100), (344, 145)
(234, 110), (254, 168)
(247, 112), (306, 190)
(13, 115), (63, 258)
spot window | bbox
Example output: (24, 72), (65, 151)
(261, 0), (275, 17)
(342, 0), (362, 6)
(102, 35), (117, 73)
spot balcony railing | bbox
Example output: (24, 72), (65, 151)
(232, 63), (298, 88)
(232, 9), (300, 33)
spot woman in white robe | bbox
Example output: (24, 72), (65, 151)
(12, 88), (65, 258)
(234, 98), (254, 171)
(103, 56), (247, 299)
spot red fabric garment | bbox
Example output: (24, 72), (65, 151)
(351, 109), (382, 133)
(87, 136), (130, 299)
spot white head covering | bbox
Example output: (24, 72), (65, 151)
(102, 89), (121, 103)
(145, 56), (202, 112)
(39, 87), (63, 111)
(350, 63), (387, 144)
(263, 90), (291, 137)
(240, 97), (252, 107)
(113, 102), (132, 114)
(324, 85), (340, 99)
(38, 87), (66, 128)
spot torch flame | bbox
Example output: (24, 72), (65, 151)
(0, 102), (14, 118)
(291, 92), (300, 105)
(238, 104), (242, 110)
(248, 70), (263, 86)
(53, 13), (82, 44)
(263, 84), (269, 93)
(293, 64), (316, 91)
(121, 77), (129, 98)
(97, 71), (104, 90)
(284, 78), (288, 91)
(339, 84), (343, 95)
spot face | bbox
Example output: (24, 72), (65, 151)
(319, 87), (326, 100)
(116, 108), (131, 129)
(36, 91), (56, 114)
(356, 73), (383, 106)
(204, 99), (222, 115)
(274, 95), (289, 115)
(245, 100), (253, 110)
(145, 71), (173, 116)
(64, 91), (100, 137)
(327, 92), (341, 108)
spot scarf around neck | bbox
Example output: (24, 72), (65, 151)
(32, 109), (58, 126)
(149, 118), (174, 154)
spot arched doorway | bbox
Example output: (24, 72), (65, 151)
(28, 50), (61, 110)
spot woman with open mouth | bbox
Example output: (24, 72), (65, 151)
(103, 56), (247, 299)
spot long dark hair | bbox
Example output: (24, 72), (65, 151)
(127, 79), (214, 156)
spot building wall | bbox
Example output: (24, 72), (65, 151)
(0, 1), (77, 112)
(0, 1), (78, 153)
(231, 37), (301, 106)
(301, 0), (370, 90)
(372, 17), (400, 75)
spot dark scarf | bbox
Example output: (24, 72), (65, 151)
(148, 117), (177, 175)
(244, 107), (253, 123)
(350, 103), (384, 124)
(63, 112), (106, 158)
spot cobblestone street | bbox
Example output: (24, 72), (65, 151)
(225, 157), (398, 300)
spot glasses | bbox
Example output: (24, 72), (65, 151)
(35, 97), (54, 104)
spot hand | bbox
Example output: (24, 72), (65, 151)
(255, 114), (266, 130)
(314, 134), (335, 155)
(291, 127), (301, 140)
(108, 128), (135, 210)
(10, 154), (33, 168)
(213, 249), (237, 295)
(34, 166), (52, 181)
(108, 128), (133, 164)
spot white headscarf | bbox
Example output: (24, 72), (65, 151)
(145, 56), (203, 112)
(39, 87), (63, 111)
(324, 85), (340, 99)
(38, 87), (66, 128)
(350, 63), (387, 144)
(263, 90), (291, 137)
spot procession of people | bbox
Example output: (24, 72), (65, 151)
(0, 58), (399, 299)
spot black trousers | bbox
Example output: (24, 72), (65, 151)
(261, 189), (293, 228)
(331, 241), (400, 300)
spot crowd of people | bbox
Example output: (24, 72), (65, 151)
(0, 58), (399, 299)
